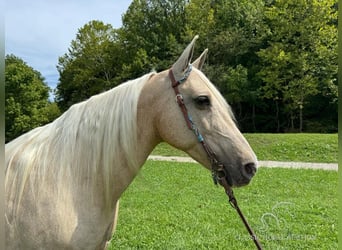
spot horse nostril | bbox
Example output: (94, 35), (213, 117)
(243, 162), (257, 178)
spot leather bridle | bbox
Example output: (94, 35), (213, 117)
(169, 66), (233, 187)
(168, 66), (263, 250)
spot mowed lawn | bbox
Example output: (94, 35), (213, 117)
(109, 161), (337, 249)
(152, 133), (338, 163)
(109, 134), (337, 249)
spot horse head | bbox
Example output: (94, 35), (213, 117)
(155, 36), (258, 187)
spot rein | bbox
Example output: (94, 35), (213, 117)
(169, 66), (263, 250)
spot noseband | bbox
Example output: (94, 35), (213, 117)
(168, 65), (263, 250)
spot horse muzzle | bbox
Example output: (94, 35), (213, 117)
(233, 161), (257, 187)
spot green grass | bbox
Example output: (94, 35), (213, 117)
(151, 133), (338, 163)
(109, 161), (337, 249)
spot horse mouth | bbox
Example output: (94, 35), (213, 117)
(234, 178), (252, 187)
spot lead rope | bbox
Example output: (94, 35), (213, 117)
(218, 174), (263, 250)
(169, 67), (263, 250)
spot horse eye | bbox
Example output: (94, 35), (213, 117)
(194, 95), (211, 109)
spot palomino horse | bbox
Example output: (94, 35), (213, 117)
(5, 36), (257, 249)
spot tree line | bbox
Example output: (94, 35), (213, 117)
(56, 0), (337, 133)
(5, 0), (337, 141)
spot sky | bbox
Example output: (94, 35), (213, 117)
(5, 0), (132, 97)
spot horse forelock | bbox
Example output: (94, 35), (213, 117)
(5, 72), (155, 213)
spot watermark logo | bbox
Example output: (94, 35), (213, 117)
(259, 201), (295, 233)
(235, 201), (316, 243)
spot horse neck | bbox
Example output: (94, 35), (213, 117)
(135, 73), (166, 164)
(106, 73), (165, 204)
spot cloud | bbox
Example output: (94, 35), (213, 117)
(5, 0), (132, 95)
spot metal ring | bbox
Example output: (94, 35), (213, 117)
(175, 94), (183, 103)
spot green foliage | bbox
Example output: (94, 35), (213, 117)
(257, 0), (337, 132)
(109, 161), (337, 249)
(55, 0), (337, 132)
(208, 0), (266, 65)
(121, 0), (188, 69)
(184, 0), (214, 45)
(5, 55), (60, 142)
(56, 20), (122, 111)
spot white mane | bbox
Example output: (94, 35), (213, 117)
(5, 72), (155, 212)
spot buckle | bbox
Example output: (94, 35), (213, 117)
(175, 94), (184, 104)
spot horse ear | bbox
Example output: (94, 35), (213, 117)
(192, 48), (208, 70)
(171, 35), (199, 81)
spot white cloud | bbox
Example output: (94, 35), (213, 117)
(5, 0), (132, 94)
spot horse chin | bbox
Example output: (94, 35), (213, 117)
(233, 179), (252, 188)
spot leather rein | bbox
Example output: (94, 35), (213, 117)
(169, 66), (263, 250)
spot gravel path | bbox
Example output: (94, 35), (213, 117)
(148, 155), (338, 171)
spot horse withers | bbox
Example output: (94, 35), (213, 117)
(5, 36), (257, 249)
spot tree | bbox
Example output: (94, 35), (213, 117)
(56, 20), (120, 111)
(54, 0), (337, 132)
(185, 0), (266, 131)
(5, 55), (60, 142)
(184, 0), (215, 47)
(120, 0), (188, 71)
(257, 0), (337, 132)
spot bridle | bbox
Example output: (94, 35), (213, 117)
(169, 65), (233, 186)
(169, 65), (263, 250)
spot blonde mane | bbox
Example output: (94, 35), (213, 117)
(5, 72), (155, 212)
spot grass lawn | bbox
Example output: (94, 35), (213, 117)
(109, 161), (337, 249)
(151, 133), (338, 163)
